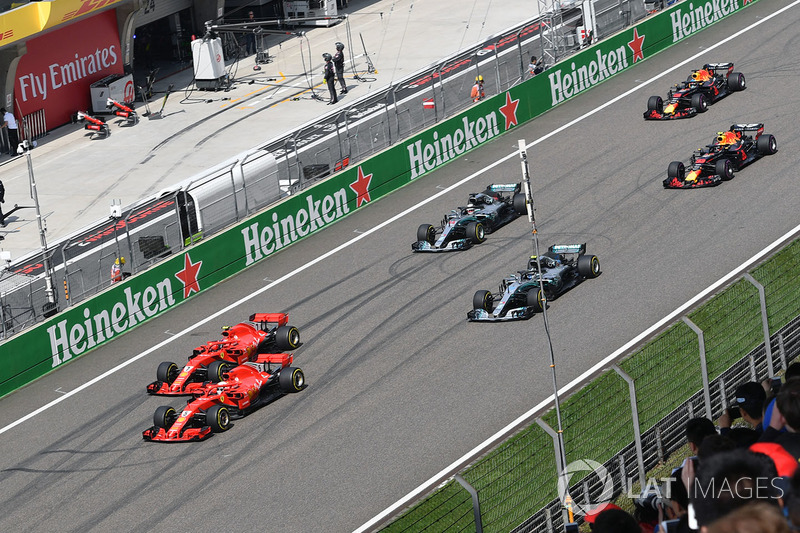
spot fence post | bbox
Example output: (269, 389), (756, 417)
(778, 333), (787, 370)
(612, 364), (646, 489)
(683, 316), (713, 419)
(743, 273), (775, 377)
(454, 474), (483, 533)
(536, 417), (565, 475)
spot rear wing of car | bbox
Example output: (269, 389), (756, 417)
(487, 183), (521, 193)
(705, 62), (734, 75)
(249, 313), (289, 327)
(730, 123), (764, 137)
(549, 243), (587, 255)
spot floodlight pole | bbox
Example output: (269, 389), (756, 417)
(22, 142), (55, 307)
(518, 139), (569, 500)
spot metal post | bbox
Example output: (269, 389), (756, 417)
(744, 273), (775, 377)
(454, 474), (483, 533)
(613, 364), (646, 489)
(521, 139), (568, 499)
(23, 143), (56, 313)
(683, 316), (713, 419)
(778, 333), (787, 371)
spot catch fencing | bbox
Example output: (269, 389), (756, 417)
(0, 0), (654, 341)
(379, 235), (800, 532)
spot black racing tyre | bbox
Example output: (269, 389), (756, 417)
(667, 161), (685, 179)
(715, 159), (734, 181)
(577, 254), (601, 278)
(473, 290), (493, 312)
(757, 134), (777, 155)
(513, 192), (527, 215)
(417, 224), (436, 244)
(153, 406), (177, 429)
(206, 360), (233, 383)
(691, 93), (708, 112)
(647, 95), (663, 113)
(466, 221), (486, 244)
(728, 72), (746, 91)
(274, 325), (301, 351)
(206, 404), (232, 433)
(156, 361), (179, 384)
(527, 288), (544, 312)
(278, 367), (305, 393)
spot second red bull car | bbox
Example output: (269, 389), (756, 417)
(147, 313), (300, 396)
(663, 123), (778, 189)
(643, 63), (745, 120)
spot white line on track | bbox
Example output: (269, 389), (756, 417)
(0, 0), (795, 488)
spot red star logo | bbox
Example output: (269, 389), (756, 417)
(349, 167), (373, 208)
(175, 253), (202, 299)
(627, 28), (645, 63)
(499, 92), (520, 130)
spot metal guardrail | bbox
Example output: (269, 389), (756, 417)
(0, 1), (649, 341)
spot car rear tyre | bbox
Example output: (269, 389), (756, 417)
(757, 134), (777, 155)
(153, 406), (177, 429)
(278, 367), (305, 393)
(715, 159), (734, 181)
(691, 93), (708, 112)
(275, 325), (301, 351)
(527, 289), (544, 312)
(728, 72), (746, 91)
(466, 221), (486, 244)
(513, 193), (527, 215)
(206, 405), (231, 433)
(578, 254), (601, 278)
(207, 360), (233, 383)
(156, 361), (179, 384)
(473, 290), (493, 312)
(417, 224), (436, 244)
(647, 95), (663, 113)
(667, 161), (685, 179)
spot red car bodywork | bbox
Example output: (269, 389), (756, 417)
(147, 313), (299, 396)
(142, 352), (305, 442)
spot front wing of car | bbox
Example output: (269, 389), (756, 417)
(663, 175), (722, 189)
(467, 306), (536, 322)
(412, 239), (472, 252)
(644, 107), (697, 121)
(142, 425), (215, 442)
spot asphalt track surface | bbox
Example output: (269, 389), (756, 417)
(1, 2), (799, 531)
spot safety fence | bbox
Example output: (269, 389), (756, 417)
(379, 232), (800, 533)
(0, 0), (656, 341)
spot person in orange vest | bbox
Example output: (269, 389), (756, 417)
(471, 75), (485, 102)
(111, 256), (126, 283)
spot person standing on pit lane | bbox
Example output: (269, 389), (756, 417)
(333, 42), (347, 94)
(323, 53), (338, 105)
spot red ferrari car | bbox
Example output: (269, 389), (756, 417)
(143, 352), (305, 442)
(147, 313), (300, 396)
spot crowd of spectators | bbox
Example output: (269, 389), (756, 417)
(581, 363), (800, 533)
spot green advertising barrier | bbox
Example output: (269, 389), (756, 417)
(0, 0), (757, 398)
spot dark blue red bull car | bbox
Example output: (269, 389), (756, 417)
(644, 63), (745, 120)
(664, 123), (777, 189)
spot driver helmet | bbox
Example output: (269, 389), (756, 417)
(335, 42), (344, 51)
(323, 53), (332, 61)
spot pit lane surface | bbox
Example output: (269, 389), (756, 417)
(2, 2), (799, 531)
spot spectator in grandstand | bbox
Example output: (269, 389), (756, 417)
(785, 467), (800, 529)
(686, 417), (717, 457)
(690, 449), (781, 528)
(705, 502), (789, 533)
(654, 474), (692, 533)
(719, 381), (767, 436)
(585, 502), (622, 526)
(727, 427), (760, 449)
(761, 377), (800, 458)
(590, 507), (640, 532)
(763, 363), (800, 429)
(697, 434), (736, 460)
